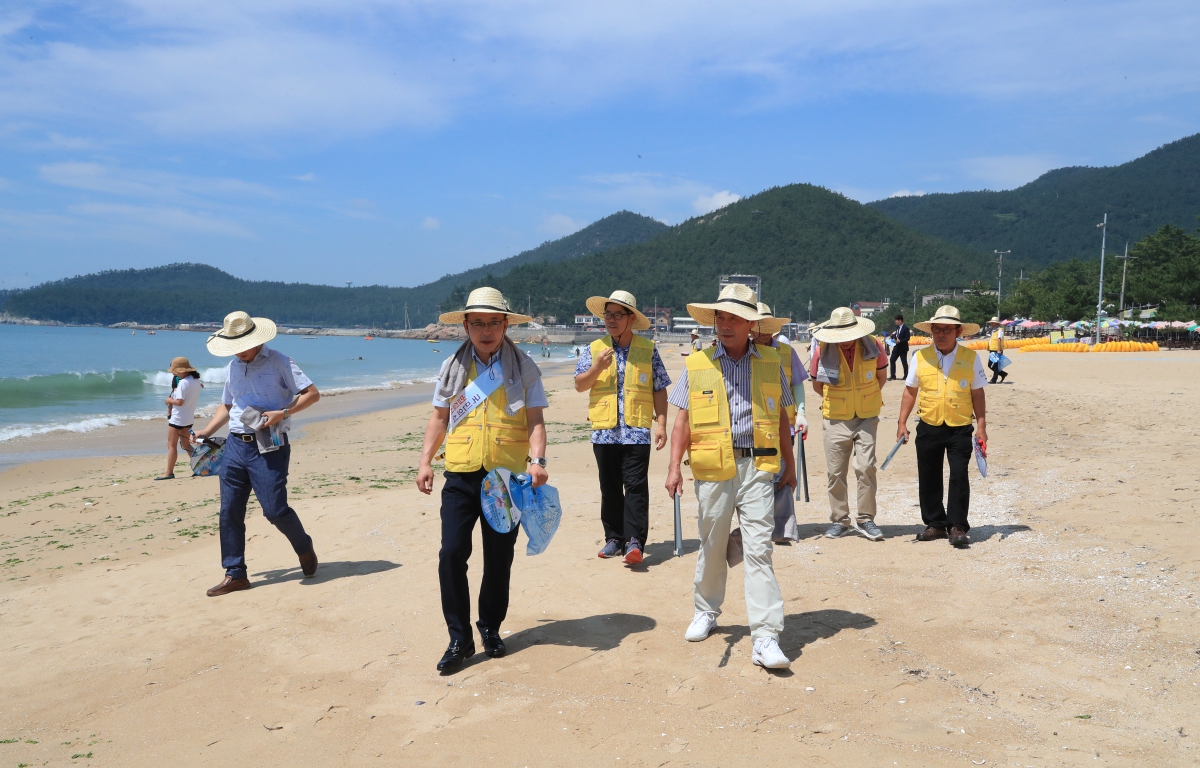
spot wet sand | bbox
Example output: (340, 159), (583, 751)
(1, 349), (1198, 766)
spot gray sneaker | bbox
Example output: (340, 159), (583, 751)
(824, 524), (851, 538)
(856, 520), (884, 541)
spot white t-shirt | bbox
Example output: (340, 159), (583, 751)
(905, 343), (988, 390)
(170, 376), (201, 426)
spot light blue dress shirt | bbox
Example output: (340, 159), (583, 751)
(221, 346), (314, 434)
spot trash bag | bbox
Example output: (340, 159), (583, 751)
(190, 437), (226, 477)
(480, 468), (561, 555)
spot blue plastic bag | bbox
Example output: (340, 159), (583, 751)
(480, 469), (561, 555)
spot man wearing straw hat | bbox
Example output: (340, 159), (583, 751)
(986, 317), (1009, 384)
(417, 287), (549, 673)
(193, 312), (322, 597)
(751, 304), (810, 543)
(574, 290), (671, 565)
(897, 305), (988, 549)
(810, 307), (890, 541)
(664, 284), (797, 670)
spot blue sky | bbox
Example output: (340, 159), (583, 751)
(2, 0), (1198, 290)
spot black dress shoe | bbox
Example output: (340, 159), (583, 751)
(479, 626), (506, 658)
(436, 640), (476, 672)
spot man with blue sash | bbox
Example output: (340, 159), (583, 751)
(417, 288), (549, 673)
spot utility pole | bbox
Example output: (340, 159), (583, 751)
(912, 286), (917, 316)
(994, 251), (1010, 318)
(403, 302), (410, 331)
(1116, 242), (1136, 323)
(1095, 214), (1108, 344)
(807, 299), (812, 326)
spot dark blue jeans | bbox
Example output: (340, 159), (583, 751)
(219, 436), (313, 580)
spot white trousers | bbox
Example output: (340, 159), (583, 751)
(693, 457), (785, 640)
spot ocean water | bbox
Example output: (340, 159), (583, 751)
(0, 325), (574, 442)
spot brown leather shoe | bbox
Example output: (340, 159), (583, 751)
(299, 548), (318, 578)
(916, 526), (948, 541)
(949, 526), (971, 548)
(206, 576), (251, 597)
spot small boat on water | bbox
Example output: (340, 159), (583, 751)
(131, 331), (136, 335)
(425, 339), (438, 343)
(364, 335), (374, 340)
(146, 331), (156, 335)
(302, 336), (317, 340)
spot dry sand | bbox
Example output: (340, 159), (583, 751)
(1, 350), (1198, 766)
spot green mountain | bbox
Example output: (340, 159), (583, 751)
(868, 133), (1200, 267)
(446, 183), (992, 322)
(4, 211), (667, 328)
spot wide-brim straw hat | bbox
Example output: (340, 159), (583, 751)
(686, 283), (764, 326)
(167, 356), (198, 376)
(753, 302), (791, 336)
(987, 316), (1002, 325)
(914, 305), (981, 336)
(586, 290), (651, 331)
(206, 311), (277, 356)
(438, 287), (533, 325)
(812, 307), (876, 343)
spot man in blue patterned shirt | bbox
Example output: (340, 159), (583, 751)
(574, 291), (672, 565)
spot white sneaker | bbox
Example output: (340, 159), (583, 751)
(752, 636), (791, 669)
(685, 611), (718, 642)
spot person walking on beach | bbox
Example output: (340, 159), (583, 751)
(751, 304), (809, 543)
(417, 287), (549, 673)
(193, 312), (322, 597)
(664, 284), (797, 670)
(987, 318), (1009, 383)
(889, 314), (911, 381)
(897, 305), (988, 549)
(574, 290), (671, 565)
(810, 307), (889, 541)
(156, 357), (201, 481)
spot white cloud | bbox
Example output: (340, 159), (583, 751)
(538, 213), (582, 237)
(888, 189), (926, 198)
(39, 162), (274, 200)
(692, 190), (740, 214)
(421, 216), (441, 230)
(68, 202), (253, 237)
(291, 172), (316, 182)
(962, 155), (1059, 190)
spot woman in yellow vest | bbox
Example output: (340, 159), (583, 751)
(664, 284), (797, 670)
(751, 303), (810, 543)
(574, 290), (671, 565)
(810, 307), (890, 541)
(897, 305), (989, 549)
(417, 288), (550, 673)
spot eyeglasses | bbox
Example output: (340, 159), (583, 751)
(930, 325), (959, 334)
(468, 320), (505, 330)
(603, 311), (632, 321)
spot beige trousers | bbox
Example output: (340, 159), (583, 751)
(693, 457), (784, 640)
(822, 416), (879, 524)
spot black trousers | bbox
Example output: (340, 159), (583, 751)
(889, 343), (910, 380)
(438, 469), (520, 644)
(915, 421), (973, 532)
(988, 358), (1007, 383)
(593, 443), (652, 545)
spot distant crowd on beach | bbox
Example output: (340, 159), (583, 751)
(159, 282), (993, 675)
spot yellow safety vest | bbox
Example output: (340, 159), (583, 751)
(587, 335), (655, 429)
(988, 330), (1003, 351)
(819, 342), (884, 420)
(775, 340), (798, 422)
(916, 345), (976, 427)
(685, 345), (783, 481)
(444, 361), (530, 474)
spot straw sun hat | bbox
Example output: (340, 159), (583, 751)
(754, 302), (790, 336)
(206, 311), (278, 356)
(686, 283), (764, 326)
(586, 290), (651, 331)
(438, 286), (533, 325)
(812, 307), (876, 343)
(913, 305), (981, 336)
(167, 357), (198, 376)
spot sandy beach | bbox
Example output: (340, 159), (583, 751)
(2, 349), (1198, 766)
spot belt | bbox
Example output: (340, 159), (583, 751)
(232, 433), (257, 442)
(733, 447), (778, 458)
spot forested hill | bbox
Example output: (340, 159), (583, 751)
(446, 183), (992, 322)
(868, 133), (1200, 267)
(4, 211), (667, 328)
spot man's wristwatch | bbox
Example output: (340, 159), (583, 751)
(283, 408), (290, 419)
(528, 456), (547, 469)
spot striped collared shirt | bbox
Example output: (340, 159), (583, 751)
(667, 342), (793, 448)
